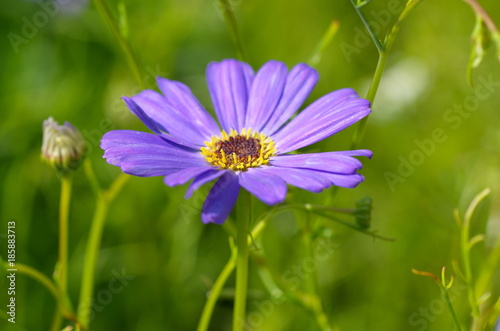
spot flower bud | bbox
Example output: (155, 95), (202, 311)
(355, 197), (372, 229)
(41, 117), (87, 175)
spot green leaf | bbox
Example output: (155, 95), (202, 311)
(468, 234), (485, 249)
(308, 20), (339, 67)
(467, 15), (491, 86)
(355, 0), (371, 8)
(118, 1), (129, 40)
(492, 32), (500, 62)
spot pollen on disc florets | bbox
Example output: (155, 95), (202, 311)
(201, 128), (277, 171)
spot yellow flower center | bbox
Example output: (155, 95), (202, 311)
(201, 128), (277, 171)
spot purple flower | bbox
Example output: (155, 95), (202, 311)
(101, 59), (372, 224)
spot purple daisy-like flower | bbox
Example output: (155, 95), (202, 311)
(101, 59), (372, 224)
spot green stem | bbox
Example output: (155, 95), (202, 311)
(461, 216), (478, 317)
(52, 175), (73, 330)
(463, 0), (499, 34)
(366, 53), (387, 107)
(350, 0), (423, 149)
(15, 263), (80, 331)
(92, 0), (144, 87)
(461, 188), (490, 319)
(300, 213), (316, 294)
(413, 269), (462, 331)
(218, 0), (246, 61)
(308, 20), (340, 67)
(197, 217), (268, 331)
(349, 0), (385, 53)
(289, 204), (395, 241)
(14, 263), (56, 302)
(350, 54), (385, 149)
(58, 175), (72, 297)
(233, 189), (251, 330)
(300, 213), (332, 331)
(13, 262), (74, 319)
(106, 173), (130, 202)
(305, 205), (355, 214)
(476, 231), (500, 296)
(311, 301), (332, 331)
(252, 252), (330, 328)
(78, 194), (107, 330)
(251, 253), (308, 305)
(197, 243), (237, 331)
(77, 162), (129, 330)
(203, 203), (390, 330)
(84, 159), (101, 195)
(442, 287), (462, 331)
(49, 309), (62, 331)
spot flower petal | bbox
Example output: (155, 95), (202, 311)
(270, 151), (367, 175)
(163, 166), (225, 198)
(122, 97), (163, 134)
(158, 133), (201, 151)
(101, 130), (198, 156)
(101, 130), (207, 177)
(238, 168), (287, 205)
(333, 149), (373, 158)
(320, 172), (366, 188)
(132, 90), (210, 146)
(272, 88), (371, 153)
(270, 166), (366, 189)
(163, 167), (215, 187)
(206, 59), (254, 131)
(261, 63), (318, 135)
(202, 172), (240, 224)
(156, 77), (220, 136)
(261, 166), (331, 193)
(185, 169), (226, 198)
(244, 61), (288, 131)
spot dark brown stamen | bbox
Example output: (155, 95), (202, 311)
(215, 135), (261, 166)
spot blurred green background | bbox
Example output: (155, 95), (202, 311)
(1, 0), (500, 330)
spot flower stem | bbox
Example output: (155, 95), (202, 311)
(460, 188), (491, 320)
(52, 175), (73, 330)
(233, 189), (251, 330)
(49, 309), (62, 331)
(77, 162), (129, 330)
(58, 175), (72, 295)
(311, 301), (332, 331)
(252, 251), (331, 330)
(308, 20), (340, 67)
(463, 0), (499, 34)
(350, 54), (386, 149)
(106, 173), (130, 202)
(92, 0), (144, 87)
(442, 287), (462, 331)
(197, 241), (237, 331)
(349, 0), (385, 54)
(78, 195), (107, 329)
(350, 0), (423, 149)
(412, 268), (462, 331)
(218, 0), (246, 61)
(301, 212), (332, 331)
(300, 213), (316, 294)
(11, 261), (78, 324)
(476, 228), (500, 297)
(13, 263), (59, 301)
(460, 213), (479, 319)
(197, 217), (268, 331)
